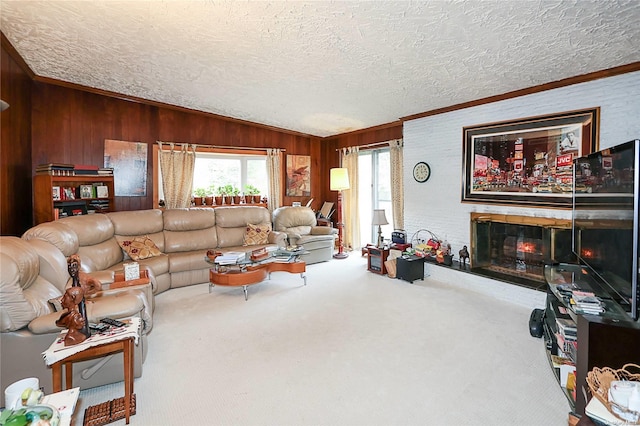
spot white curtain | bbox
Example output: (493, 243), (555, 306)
(389, 138), (404, 230)
(342, 146), (360, 251)
(158, 142), (196, 209)
(267, 148), (283, 212)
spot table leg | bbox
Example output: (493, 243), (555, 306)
(243, 285), (248, 301)
(52, 364), (62, 393)
(64, 361), (73, 391)
(124, 338), (133, 424)
(300, 273), (307, 285)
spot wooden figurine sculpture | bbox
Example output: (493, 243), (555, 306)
(55, 286), (87, 346)
(459, 245), (470, 265)
(65, 255), (93, 340)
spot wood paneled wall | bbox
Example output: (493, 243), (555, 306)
(30, 83), (325, 215)
(322, 123), (403, 206)
(1, 33), (404, 236)
(1, 35), (32, 236)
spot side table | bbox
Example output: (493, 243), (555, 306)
(366, 246), (389, 275)
(51, 338), (135, 425)
(44, 318), (141, 425)
(396, 255), (425, 283)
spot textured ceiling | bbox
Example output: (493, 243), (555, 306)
(2, 1), (640, 137)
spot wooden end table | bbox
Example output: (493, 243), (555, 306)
(51, 337), (135, 424)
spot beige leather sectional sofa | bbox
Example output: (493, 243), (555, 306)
(0, 206), (286, 405)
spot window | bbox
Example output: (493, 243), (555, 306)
(157, 150), (268, 202)
(358, 148), (393, 244)
(192, 152), (268, 196)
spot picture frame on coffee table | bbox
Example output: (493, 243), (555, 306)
(461, 107), (599, 208)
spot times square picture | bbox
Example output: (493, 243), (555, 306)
(470, 124), (582, 196)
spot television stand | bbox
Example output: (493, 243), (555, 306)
(542, 263), (640, 417)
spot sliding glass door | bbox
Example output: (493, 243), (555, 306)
(358, 149), (393, 245)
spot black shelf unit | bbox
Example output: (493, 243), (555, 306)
(542, 263), (640, 416)
(396, 255), (425, 283)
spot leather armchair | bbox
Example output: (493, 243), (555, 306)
(272, 206), (337, 264)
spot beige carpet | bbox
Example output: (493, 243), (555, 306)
(75, 254), (569, 425)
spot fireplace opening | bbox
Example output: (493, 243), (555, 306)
(470, 213), (575, 290)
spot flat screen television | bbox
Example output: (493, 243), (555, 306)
(572, 139), (639, 321)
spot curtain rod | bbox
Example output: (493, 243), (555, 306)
(335, 140), (395, 151)
(157, 141), (286, 152)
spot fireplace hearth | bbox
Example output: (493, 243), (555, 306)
(470, 213), (575, 290)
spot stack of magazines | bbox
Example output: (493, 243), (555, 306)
(214, 252), (246, 265)
(570, 291), (605, 315)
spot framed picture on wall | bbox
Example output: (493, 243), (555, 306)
(286, 155), (311, 197)
(461, 107), (600, 208)
(104, 139), (148, 196)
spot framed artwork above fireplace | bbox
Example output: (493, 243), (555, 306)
(462, 108), (599, 208)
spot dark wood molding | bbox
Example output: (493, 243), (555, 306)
(324, 120), (403, 139)
(400, 62), (640, 122)
(0, 32), (36, 79)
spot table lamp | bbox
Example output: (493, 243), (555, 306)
(372, 209), (388, 248)
(330, 168), (350, 259)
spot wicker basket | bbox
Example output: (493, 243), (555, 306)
(586, 363), (640, 423)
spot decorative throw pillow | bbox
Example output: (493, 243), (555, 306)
(119, 236), (162, 261)
(48, 297), (64, 312)
(243, 223), (271, 246)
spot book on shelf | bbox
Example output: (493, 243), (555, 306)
(36, 169), (75, 176)
(36, 163), (74, 171)
(551, 354), (574, 367)
(73, 164), (99, 171)
(556, 317), (577, 338)
(71, 169), (100, 176)
(570, 293), (605, 315)
(97, 167), (114, 175)
(88, 200), (110, 212)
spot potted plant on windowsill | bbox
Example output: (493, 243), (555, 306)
(216, 186), (227, 205)
(231, 186), (241, 205)
(193, 187), (206, 206)
(218, 185), (234, 205)
(244, 184), (261, 204)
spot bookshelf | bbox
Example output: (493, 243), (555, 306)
(34, 174), (115, 225)
(542, 263), (640, 417)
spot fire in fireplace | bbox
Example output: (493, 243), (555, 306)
(470, 213), (575, 290)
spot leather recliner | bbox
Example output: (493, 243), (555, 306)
(272, 206), (337, 264)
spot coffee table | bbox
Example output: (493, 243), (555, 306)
(207, 249), (307, 300)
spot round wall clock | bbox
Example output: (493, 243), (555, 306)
(413, 162), (431, 183)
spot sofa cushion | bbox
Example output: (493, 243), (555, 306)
(107, 209), (164, 236)
(243, 223), (271, 246)
(0, 238), (61, 332)
(163, 208), (218, 253)
(119, 236), (162, 261)
(22, 221), (79, 257)
(77, 238), (123, 272)
(59, 214), (115, 247)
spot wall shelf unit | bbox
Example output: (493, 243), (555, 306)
(34, 174), (115, 225)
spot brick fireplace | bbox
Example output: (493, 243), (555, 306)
(470, 213), (575, 290)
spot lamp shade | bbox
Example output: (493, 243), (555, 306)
(372, 209), (389, 226)
(330, 168), (350, 191)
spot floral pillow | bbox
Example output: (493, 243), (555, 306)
(243, 223), (271, 246)
(119, 236), (162, 260)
